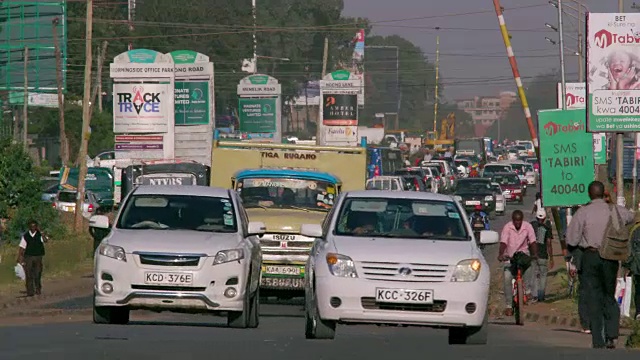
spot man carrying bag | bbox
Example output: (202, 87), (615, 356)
(566, 181), (634, 349)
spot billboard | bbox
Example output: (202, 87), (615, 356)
(113, 83), (170, 133)
(174, 81), (209, 125)
(322, 94), (358, 126)
(238, 98), (277, 133)
(538, 109), (594, 207)
(587, 13), (640, 132)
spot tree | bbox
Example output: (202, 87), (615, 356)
(487, 70), (560, 141)
(360, 35), (439, 130)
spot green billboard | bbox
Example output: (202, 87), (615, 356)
(238, 98), (277, 133)
(538, 109), (595, 207)
(175, 81), (209, 125)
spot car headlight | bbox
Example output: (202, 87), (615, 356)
(326, 253), (358, 278)
(213, 249), (244, 265)
(484, 195), (493, 201)
(454, 195), (462, 202)
(99, 244), (126, 262)
(451, 259), (481, 282)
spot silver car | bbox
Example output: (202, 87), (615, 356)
(54, 190), (100, 218)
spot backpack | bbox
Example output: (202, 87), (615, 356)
(533, 220), (549, 245)
(599, 204), (631, 261)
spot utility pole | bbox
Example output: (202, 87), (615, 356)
(251, 0), (258, 73)
(52, 18), (68, 165)
(318, 37), (328, 145)
(74, 0), (93, 232)
(433, 35), (440, 134)
(90, 41), (108, 119)
(617, 0), (626, 207)
(22, 47), (28, 151)
(557, 0), (572, 224)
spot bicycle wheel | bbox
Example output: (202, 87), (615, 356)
(515, 279), (525, 325)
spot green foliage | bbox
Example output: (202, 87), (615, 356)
(0, 139), (66, 242)
(626, 319), (640, 348)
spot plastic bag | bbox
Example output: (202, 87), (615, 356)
(14, 263), (25, 280)
(615, 276), (633, 318)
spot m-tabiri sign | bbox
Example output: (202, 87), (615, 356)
(586, 13), (640, 132)
(174, 81), (209, 125)
(238, 98), (277, 133)
(538, 109), (594, 207)
(113, 83), (170, 133)
(557, 82), (607, 165)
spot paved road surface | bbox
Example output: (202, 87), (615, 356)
(2, 188), (636, 359)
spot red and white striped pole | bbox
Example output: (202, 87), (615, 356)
(493, 0), (539, 158)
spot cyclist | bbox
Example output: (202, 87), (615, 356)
(498, 210), (539, 316)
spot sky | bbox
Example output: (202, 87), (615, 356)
(342, 0), (625, 101)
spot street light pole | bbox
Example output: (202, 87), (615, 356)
(577, 5), (584, 82)
(252, 0), (257, 73)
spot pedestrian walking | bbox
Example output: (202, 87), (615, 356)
(531, 208), (553, 302)
(566, 181), (635, 349)
(623, 212), (640, 320)
(16, 220), (48, 297)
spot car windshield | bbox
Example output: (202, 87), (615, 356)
(523, 164), (534, 172)
(484, 165), (510, 173)
(238, 177), (334, 211)
(116, 195), (238, 232)
(58, 192), (77, 203)
(510, 164), (525, 173)
(492, 174), (520, 185)
(425, 167), (441, 176)
(491, 184), (502, 193)
(335, 197), (468, 240)
(395, 169), (421, 177)
(455, 180), (491, 193)
(455, 160), (470, 167)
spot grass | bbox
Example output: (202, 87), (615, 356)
(0, 232), (94, 294)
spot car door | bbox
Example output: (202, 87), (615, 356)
(232, 192), (261, 290)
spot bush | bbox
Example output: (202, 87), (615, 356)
(0, 139), (67, 243)
(626, 320), (640, 348)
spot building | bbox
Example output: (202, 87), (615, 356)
(456, 91), (516, 137)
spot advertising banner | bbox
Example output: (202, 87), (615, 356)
(113, 83), (170, 133)
(174, 81), (209, 125)
(322, 94), (358, 126)
(557, 82), (607, 164)
(587, 13), (640, 132)
(324, 126), (358, 142)
(538, 109), (595, 207)
(238, 98), (277, 133)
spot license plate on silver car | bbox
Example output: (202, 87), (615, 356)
(144, 272), (193, 285)
(375, 288), (434, 304)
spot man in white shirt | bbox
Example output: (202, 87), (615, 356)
(16, 220), (48, 296)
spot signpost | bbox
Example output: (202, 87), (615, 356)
(556, 82), (606, 165)
(319, 70), (361, 146)
(174, 81), (209, 125)
(237, 74), (282, 143)
(538, 109), (595, 207)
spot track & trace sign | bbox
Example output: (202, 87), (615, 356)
(587, 13), (640, 132)
(538, 109), (594, 207)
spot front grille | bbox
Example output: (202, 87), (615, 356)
(262, 249), (311, 256)
(259, 239), (314, 249)
(358, 261), (449, 282)
(131, 285), (206, 292)
(137, 253), (202, 267)
(361, 297), (447, 312)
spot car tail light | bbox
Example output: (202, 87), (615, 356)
(52, 202), (56, 208)
(88, 204), (94, 213)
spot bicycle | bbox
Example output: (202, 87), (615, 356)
(504, 253), (530, 326)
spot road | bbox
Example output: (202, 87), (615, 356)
(1, 186), (636, 359)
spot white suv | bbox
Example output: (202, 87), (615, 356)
(302, 191), (499, 344)
(89, 185), (264, 328)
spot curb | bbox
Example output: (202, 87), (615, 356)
(488, 306), (581, 328)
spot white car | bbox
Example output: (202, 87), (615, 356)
(89, 185), (264, 327)
(302, 191), (500, 344)
(54, 190), (100, 219)
(490, 182), (506, 216)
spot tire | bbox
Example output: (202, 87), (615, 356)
(515, 279), (525, 326)
(93, 304), (129, 325)
(305, 283), (336, 339)
(228, 288), (250, 329)
(247, 288), (260, 329)
(448, 312), (488, 345)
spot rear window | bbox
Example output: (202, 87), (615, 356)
(492, 174), (520, 185)
(484, 165), (510, 173)
(58, 192), (76, 202)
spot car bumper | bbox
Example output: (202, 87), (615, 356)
(94, 256), (249, 312)
(503, 192), (523, 202)
(315, 275), (489, 327)
(526, 177), (536, 185)
(463, 201), (495, 213)
(495, 200), (505, 212)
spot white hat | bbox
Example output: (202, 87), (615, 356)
(536, 208), (546, 219)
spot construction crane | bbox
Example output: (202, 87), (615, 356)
(424, 113), (455, 150)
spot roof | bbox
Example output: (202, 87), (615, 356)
(233, 169), (340, 184)
(132, 185), (231, 197)
(345, 190), (455, 202)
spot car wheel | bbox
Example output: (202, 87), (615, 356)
(305, 282), (336, 339)
(93, 298), (129, 325)
(448, 312), (488, 345)
(228, 290), (250, 328)
(247, 287), (260, 329)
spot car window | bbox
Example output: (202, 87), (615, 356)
(484, 165), (510, 173)
(334, 197), (468, 240)
(492, 174), (520, 185)
(57, 192), (76, 203)
(455, 181), (491, 192)
(116, 195), (238, 232)
(237, 178), (334, 211)
(510, 164), (525, 173)
(491, 185), (502, 193)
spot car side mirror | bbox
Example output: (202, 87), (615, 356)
(247, 221), (266, 236)
(479, 230), (500, 245)
(89, 215), (110, 229)
(300, 224), (323, 238)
